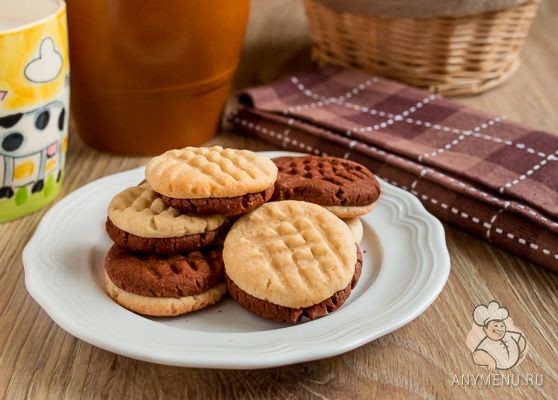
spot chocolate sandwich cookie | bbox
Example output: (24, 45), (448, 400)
(145, 146), (278, 216)
(272, 156), (380, 218)
(106, 183), (229, 254)
(226, 247), (362, 323)
(104, 245), (226, 316)
(224, 200), (362, 323)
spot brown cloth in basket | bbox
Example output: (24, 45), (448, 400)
(230, 67), (558, 272)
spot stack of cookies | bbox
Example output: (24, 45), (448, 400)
(103, 146), (278, 317)
(103, 147), (381, 324)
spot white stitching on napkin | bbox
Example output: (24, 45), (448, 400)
(410, 168), (428, 192)
(380, 176), (556, 261)
(234, 116), (328, 157)
(280, 118), (295, 148)
(289, 76), (553, 160)
(486, 202), (510, 240)
(348, 94), (439, 140)
(288, 76), (377, 113)
(498, 151), (558, 194)
(419, 117), (504, 160)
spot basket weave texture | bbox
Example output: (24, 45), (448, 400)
(303, 0), (540, 96)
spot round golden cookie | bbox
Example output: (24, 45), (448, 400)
(223, 200), (357, 309)
(107, 183), (226, 238)
(105, 272), (225, 317)
(343, 217), (363, 243)
(145, 146), (278, 199)
(324, 203), (375, 219)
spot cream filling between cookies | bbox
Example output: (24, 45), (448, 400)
(105, 272), (225, 316)
(324, 203), (375, 219)
(343, 217), (363, 243)
(108, 184), (227, 238)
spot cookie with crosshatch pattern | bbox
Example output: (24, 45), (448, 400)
(223, 200), (362, 323)
(145, 146), (278, 216)
(106, 183), (229, 254)
(271, 156), (380, 218)
(104, 245), (225, 317)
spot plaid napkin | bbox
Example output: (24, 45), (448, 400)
(230, 67), (558, 272)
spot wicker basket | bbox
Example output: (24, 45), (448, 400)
(303, 0), (540, 96)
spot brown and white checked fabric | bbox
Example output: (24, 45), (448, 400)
(230, 67), (558, 272)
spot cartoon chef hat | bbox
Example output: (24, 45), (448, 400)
(473, 301), (509, 326)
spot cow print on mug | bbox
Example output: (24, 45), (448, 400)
(0, 0), (70, 223)
(0, 100), (67, 199)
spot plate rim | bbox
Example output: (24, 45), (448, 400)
(23, 151), (451, 369)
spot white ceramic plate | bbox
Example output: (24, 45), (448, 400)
(23, 151), (450, 369)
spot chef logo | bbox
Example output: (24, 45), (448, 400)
(466, 301), (527, 371)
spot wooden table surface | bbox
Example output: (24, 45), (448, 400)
(1, 1), (557, 399)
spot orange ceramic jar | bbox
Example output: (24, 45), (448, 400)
(66, 0), (250, 155)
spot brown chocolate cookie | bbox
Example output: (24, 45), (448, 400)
(105, 218), (230, 255)
(226, 246), (363, 323)
(105, 245), (224, 297)
(160, 185), (274, 216)
(271, 156), (380, 207)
